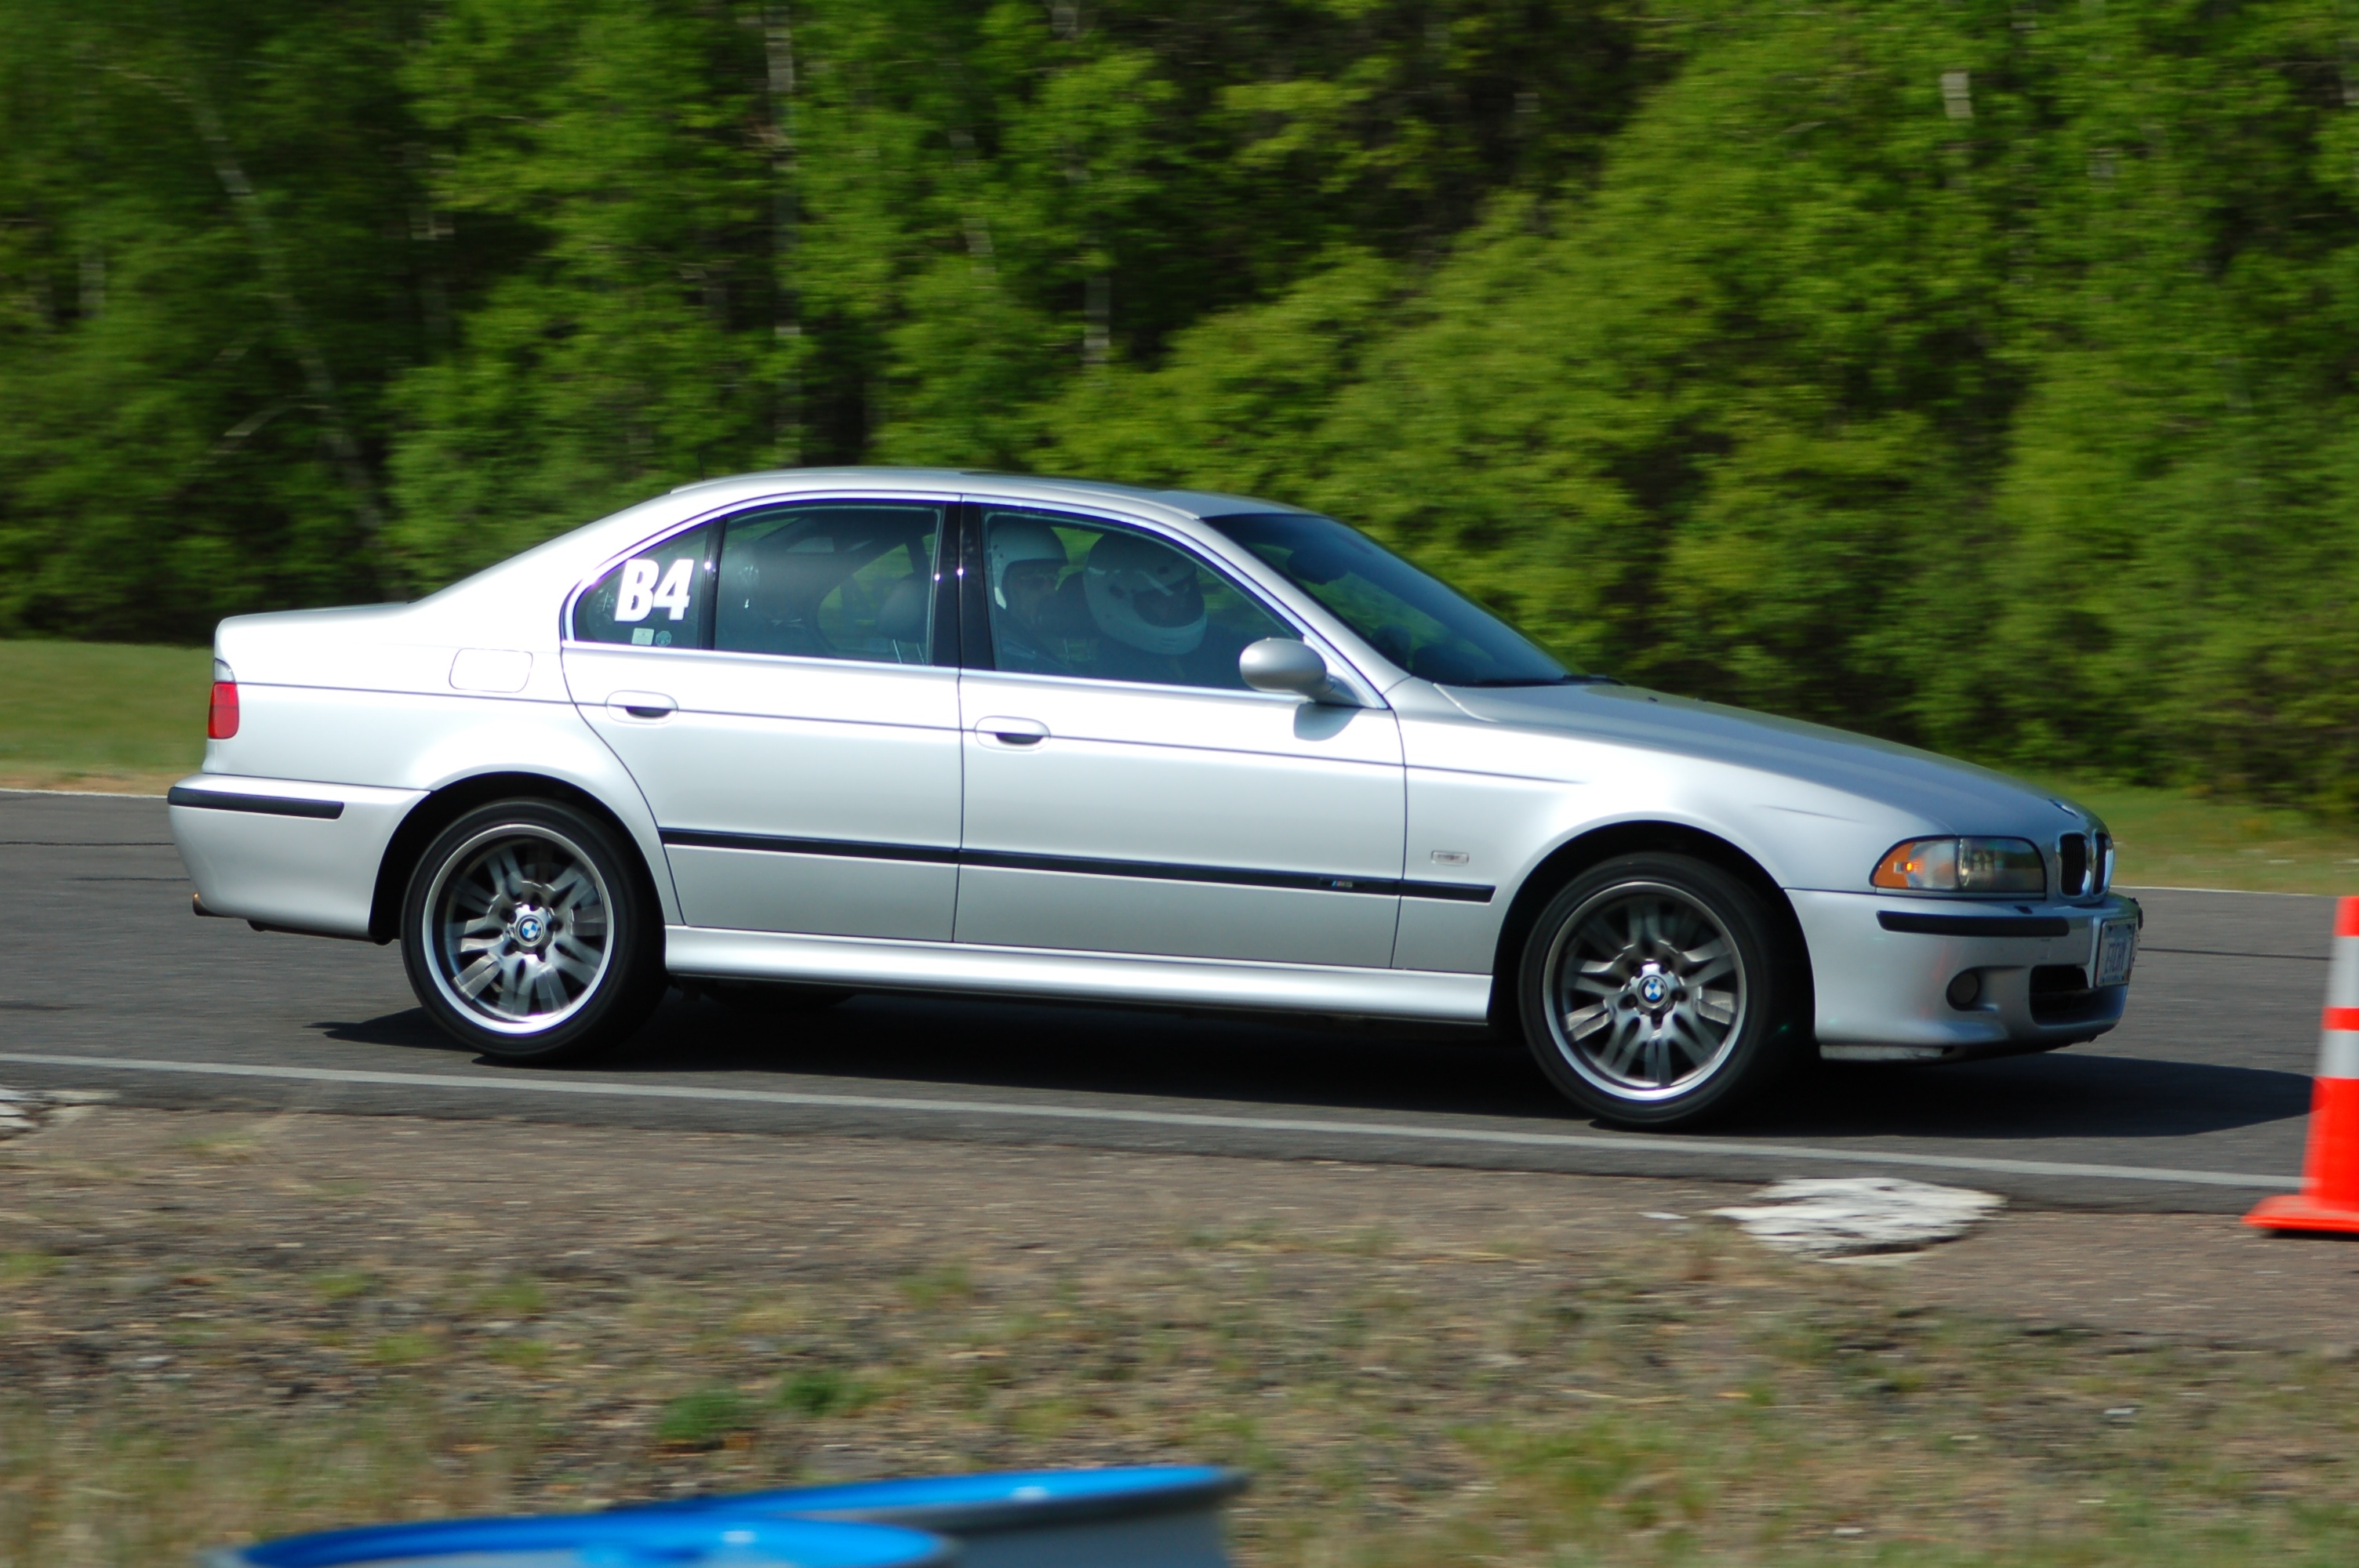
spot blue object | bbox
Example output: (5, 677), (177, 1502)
(205, 1511), (954, 1568)
(663, 1465), (1247, 1568)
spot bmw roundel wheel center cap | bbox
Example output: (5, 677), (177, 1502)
(506, 902), (554, 952)
(1631, 964), (1678, 1015)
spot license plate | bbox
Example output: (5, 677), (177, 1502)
(2094, 918), (2137, 987)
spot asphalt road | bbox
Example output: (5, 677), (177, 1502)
(0, 789), (2337, 1212)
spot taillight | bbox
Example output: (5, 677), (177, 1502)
(208, 660), (239, 739)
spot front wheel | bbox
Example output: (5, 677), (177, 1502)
(1515, 852), (1805, 1127)
(400, 799), (663, 1063)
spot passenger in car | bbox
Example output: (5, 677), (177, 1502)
(987, 520), (1078, 674)
(1081, 532), (1263, 689)
(1079, 532), (1209, 683)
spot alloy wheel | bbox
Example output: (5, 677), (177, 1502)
(1542, 880), (1749, 1102)
(423, 824), (615, 1034)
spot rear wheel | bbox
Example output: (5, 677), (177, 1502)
(400, 799), (663, 1063)
(1515, 852), (1804, 1127)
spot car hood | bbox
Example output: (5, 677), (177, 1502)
(1438, 681), (2088, 836)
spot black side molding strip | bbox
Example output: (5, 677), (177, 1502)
(660, 828), (1494, 903)
(1400, 880), (1495, 904)
(660, 829), (960, 865)
(167, 786), (343, 821)
(1877, 910), (2070, 938)
(964, 848), (1398, 896)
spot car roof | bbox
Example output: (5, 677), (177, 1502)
(663, 466), (1312, 520)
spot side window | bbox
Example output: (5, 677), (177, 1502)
(572, 525), (712, 647)
(714, 503), (943, 665)
(980, 509), (1291, 691)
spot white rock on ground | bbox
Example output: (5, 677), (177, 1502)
(0, 1085), (114, 1141)
(1710, 1176), (2003, 1258)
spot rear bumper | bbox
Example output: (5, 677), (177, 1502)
(1790, 888), (2140, 1062)
(169, 774), (424, 940)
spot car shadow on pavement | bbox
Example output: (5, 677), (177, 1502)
(322, 985), (2310, 1143)
(1736, 1051), (2313, 1143)
(314, 1010), (476, 1051)
(619, 988), (1555, 1118)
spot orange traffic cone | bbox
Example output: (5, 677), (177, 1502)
(2245, 896), (2359, 1233)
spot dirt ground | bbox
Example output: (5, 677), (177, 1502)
(5, 1107), (2359, 1566)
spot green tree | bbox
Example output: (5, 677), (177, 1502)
(0, 0), (425, 640)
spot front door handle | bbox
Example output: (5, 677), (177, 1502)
(609, 691), (677, 720)
(976, 715), (1048, 746)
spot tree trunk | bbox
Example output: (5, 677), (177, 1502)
(180, 88), (387, 550)
(1084, 272), (1110, 368)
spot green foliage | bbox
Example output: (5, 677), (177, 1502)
(8, 0), (2359, 807)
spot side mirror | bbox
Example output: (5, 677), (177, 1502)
(1239, 638), (1343, 702)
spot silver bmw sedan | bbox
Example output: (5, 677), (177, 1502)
(169, 470), (2139, 1127)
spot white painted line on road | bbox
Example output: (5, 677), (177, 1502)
(0, 1050), (2299, 1191)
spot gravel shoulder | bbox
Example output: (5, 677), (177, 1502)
(5, 1109), (2359, 1566)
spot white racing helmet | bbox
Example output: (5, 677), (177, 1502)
(986, 519), (1068, 608)
(1083, 531), (1207, 655)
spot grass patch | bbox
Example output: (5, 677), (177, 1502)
(2053, 778), (2359, 896)
(893, 1262), (972, 1310)
(776, 1367), (872, 1418)
(0, 1250), (58, 1286)
(181, 1127), (273, 1162)
(652, 1387), (758, 1450)
(483, 1337), (555, 1374)
(369, 1330), (441, 1367)
(0, 638), (209, 791)
(472, 1276), (548, 1319)
(305, 1269), (378, 1305)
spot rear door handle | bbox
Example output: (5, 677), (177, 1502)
(609, 691), (677, 720)
(976, 715), (1048, 746)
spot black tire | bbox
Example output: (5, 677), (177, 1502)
(703, 979), (856, 1014)
(1514, 851), (1805, 1127)
(399, 798), (664, 1064)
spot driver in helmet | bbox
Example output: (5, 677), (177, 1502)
(1081, 530), (1213, 684)
(985, 519), (1074, 673)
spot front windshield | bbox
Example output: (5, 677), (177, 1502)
(1206, 513), (1578, 686)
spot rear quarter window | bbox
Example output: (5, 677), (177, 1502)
(572, 526), (713, 646)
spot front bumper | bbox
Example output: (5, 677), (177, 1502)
(170, 773), (425, 941)
(1789, 887), (2140, 1062)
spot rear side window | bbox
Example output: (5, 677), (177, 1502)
(572, 525), (713, 647)
(713, 503), (944, 665)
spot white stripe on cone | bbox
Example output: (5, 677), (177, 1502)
(2324, 925), (2359, 1080)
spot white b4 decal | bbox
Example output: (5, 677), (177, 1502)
(614, 559), (659, 622)
(652, 557), (695, 619)
(614, 556), (696, 623)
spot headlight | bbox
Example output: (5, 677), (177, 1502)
(1872, 837), (2045, 895)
